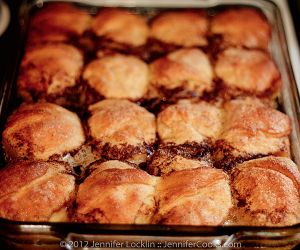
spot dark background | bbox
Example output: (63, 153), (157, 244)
(289, 0), (300, 43)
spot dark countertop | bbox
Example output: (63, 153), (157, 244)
(0, 1), (20, 87)
(289, 0), (300, 43)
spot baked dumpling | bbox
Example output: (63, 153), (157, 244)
(220, 98), (291, 159)
(154, 100), (222, 167)
(211, 8), (271, 49)
(75, 160), (158, 223)
(2, 102), (85, 162)
(27, 3), (91, 45)
(92, 8), (149, 47)
(231, 157), (300, 226)
(18, 43), (83, 101)
(0, 161), (75, 222)
(76, 160), (232, 226)
(153, 167), (232, 225)
(150, 48), (214, 98)
(215, 48), (281, 99)
(83, 54), (149, 101)
(87, 99), (156, 164)
(157, 99), (223, 145)
(150, 11), (208, 47)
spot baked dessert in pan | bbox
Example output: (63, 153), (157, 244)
(18, 43), (83, 103)
(148, 99), (222, 174)
(149, 48), (214, 99)
(1, 3), (299, 227)
(75, 160), (232, 226)
(75, 160), (157, 223)
(87, 99), (156, 164)
(211, 8), (271, 49)
(19, 4), (277, 105)
(215, 48), (281, 99)
(83, 53), (149, 102)
(153, 167), (232, 225)
(220, 98), (291, 160)
(152, 97), (290, 172)
(2, 102), (85, 162)
(0, 161), (75, 222)
(92, 8), (149, 48)
(231, 157), (300, 226)
(27, 3), (91, 46)
(150, 11), (208, 47)
(157, 99), (222, 145)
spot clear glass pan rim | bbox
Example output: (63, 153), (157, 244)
(0, 0), (300, 239)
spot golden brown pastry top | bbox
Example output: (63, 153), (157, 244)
(89, 160), (136, 173)
(82, 160), (157, 190)
(157, 99), (223, 144)
(76, 160), (158, 223)
(215, 48), (281, 95)
(223, 98), (291, 137)
(150, 48), (214, 96)
(18, 43), (83, 99)
(157, 168), (229, 207)
(150, 11), (208, 46)
(221, 98), (291, 156)
(154, 167), (232, 225)
(0, 161), (75, 221)
(231, 157), (300, 226)
(88, 99), (156, 147)
(28, 3), (91, 44)
(76, 160), (233, 225)
(92, 8), (149, 46)
(2, 102), (85, 161)
(148, 154), (212, 176)
(83, 54), (149, 99)
(211, 8), (271, 49)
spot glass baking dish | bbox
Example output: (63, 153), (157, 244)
(0, 0), (300, 249)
